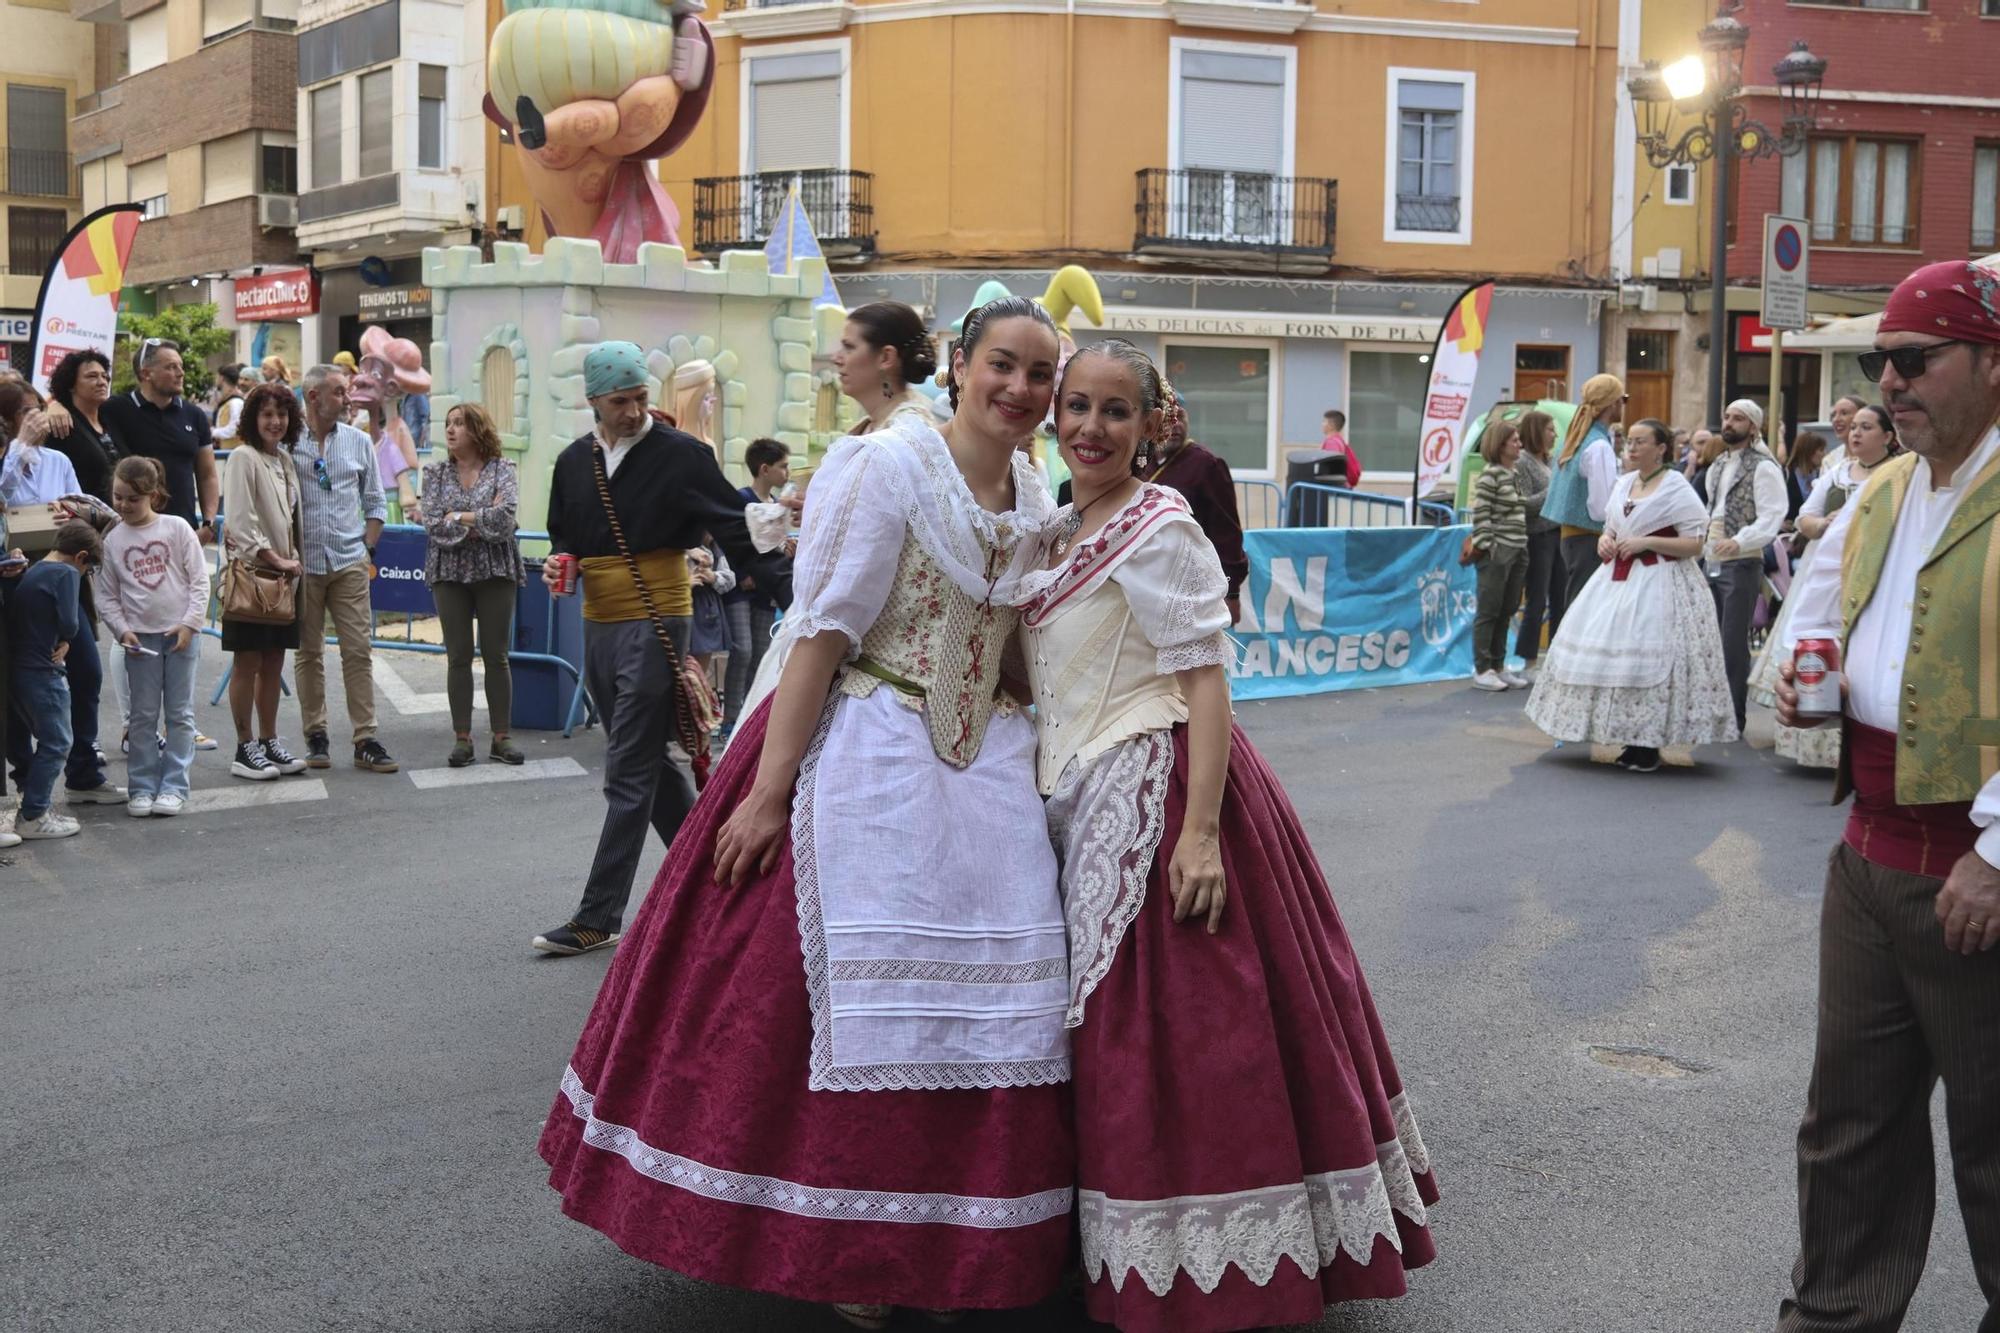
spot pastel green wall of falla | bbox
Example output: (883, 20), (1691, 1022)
(422, 239), (834, 536)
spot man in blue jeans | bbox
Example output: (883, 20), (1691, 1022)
(7, 521), (102, 840)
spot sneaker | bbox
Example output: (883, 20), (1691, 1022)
(354, 739), (399, 773)
(489, 736), (525, 766)
(304, 731), (332, 769)
(128, 794), (155, 818)
(1501, 670), (1530, 689)
(259, 737), (308, 775)
(1472, 670), (1509, 692)
(231, 741), (280, 781)
(531, 921), (621, 956)
(17, 811), (80, 839)
(194, 732), (219, 752)
(448, 738), (476, 768)
(0, 829), (18, 849)
(152, 793), (186, 816)
(65, 782), (128, 805)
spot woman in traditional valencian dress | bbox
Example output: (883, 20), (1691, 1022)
(1020, 341), (1438, 1333)
(1525, 418), (1739, 771)
(539, 298), (1072, 1328)
(1748, 401), (1900, 769)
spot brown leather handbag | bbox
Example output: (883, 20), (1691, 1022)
(218, 559), (298, 625)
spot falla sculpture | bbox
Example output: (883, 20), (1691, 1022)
(484, 0), (715, 261)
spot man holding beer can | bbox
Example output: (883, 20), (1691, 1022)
(1774, 260), (2000, 1333)
(531, 342), (774, 958)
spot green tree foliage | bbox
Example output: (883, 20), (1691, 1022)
(110, 303), (235, 394)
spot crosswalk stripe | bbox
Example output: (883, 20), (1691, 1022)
(405, 757), (589, 790)
(181, 779), (331, 814)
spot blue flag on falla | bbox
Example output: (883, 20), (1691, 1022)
(764, 182), (843, 308)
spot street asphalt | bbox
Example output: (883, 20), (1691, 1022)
(2, 643), (1986, 1333)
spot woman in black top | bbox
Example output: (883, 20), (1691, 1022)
(47, 350), (118, 503)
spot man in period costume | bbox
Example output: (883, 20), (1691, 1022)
(1703, 397), (1787, 732)
(1776, 259), (2000, 1333)
(531, 342), (772, 957)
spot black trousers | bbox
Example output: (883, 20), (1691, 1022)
(572, 616), (699, 935)
(1517, 527), (1566, 660)
(1779, 843), (2000, 1333)
(1559, 532), (1600, 614)
(1708, 558), (1759, 732)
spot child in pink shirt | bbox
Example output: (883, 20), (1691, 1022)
(96, 456), (211, 815)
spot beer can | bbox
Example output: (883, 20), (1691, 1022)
(551, 552), (579, 596)
(1794, 636), (1843, 718)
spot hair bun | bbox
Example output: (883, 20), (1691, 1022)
(903, 340), (939, 384)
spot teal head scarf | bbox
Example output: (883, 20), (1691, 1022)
(584, 341), (648, 400)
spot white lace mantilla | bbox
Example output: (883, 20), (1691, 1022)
(1080, 1092), (1433, 1296)
(1046, 732), (1175, 1027)
(559, 1066), (1074, 1229)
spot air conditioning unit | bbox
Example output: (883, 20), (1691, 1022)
(497, 204), (525, 232)
(1657, 247), (1684, 279)
(258, 193), (297, 229)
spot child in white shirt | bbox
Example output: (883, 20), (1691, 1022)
(96, 456), (210, 816)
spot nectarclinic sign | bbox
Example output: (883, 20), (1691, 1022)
(235, 269), (320, 322)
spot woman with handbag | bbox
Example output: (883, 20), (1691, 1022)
(1469, 418), (1530, 692)
(220, 382), (308, 781)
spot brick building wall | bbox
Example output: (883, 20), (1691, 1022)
(124, 195), (301, 285)
(70, 28), (295, 166)
(1725, 0), (2000, 288)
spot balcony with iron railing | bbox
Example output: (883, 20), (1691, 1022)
(0, 150), (81, 201)
(1134, 168), (1335, 271)
(1393, 194), (1461, 236)
(691, 169), (875, 258)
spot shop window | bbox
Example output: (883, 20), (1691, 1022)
(1347, 348), (1430, 478)
(1162, 342), (1273, 473)
(358, 68), (393, 178)
(418, 65), (446, 170)
(310, 83), (341, 189)
(1780, 134), (1919, 249)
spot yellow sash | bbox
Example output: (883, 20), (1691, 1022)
(581, 550), (691, 622)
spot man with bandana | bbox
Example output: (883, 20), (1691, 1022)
(1775, 260), (2000, 1332)
(533, 342), (771, 957)
(1702, 396), (1787, 733)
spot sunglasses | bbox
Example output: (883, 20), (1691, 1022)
(312, 457), (332, 491)
(1857, 340), (1968, 382)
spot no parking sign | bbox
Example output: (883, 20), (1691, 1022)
(1762, 216), (1810, 331)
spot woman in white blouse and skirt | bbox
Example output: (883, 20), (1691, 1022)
(1525, 419), (1739, 771)
(1021, 342), (1437, 1333)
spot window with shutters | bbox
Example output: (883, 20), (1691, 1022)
(310, 83), (342, 189)
(358, 67), (393, 178)
(742, 42), (848, 243)
(1168, 40), (1294, 247)
(1779, 134), (1919, 249)
(1972, 144), (1997, 253)
(418, 65), (446, 170)
(6, 85), (70, 198)
(1384, 68), (1474, 245)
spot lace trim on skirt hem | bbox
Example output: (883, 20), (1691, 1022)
(559, 1066), (1074, 1229)
(1080, 1092), (1433, 1296)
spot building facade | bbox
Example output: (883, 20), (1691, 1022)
(0, 0), (96, 370)
(69, 0), (303, 368)
(294, 0), (487, 374)
(484, 0), (1630, 490)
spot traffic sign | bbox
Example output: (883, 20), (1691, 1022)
(1762, 215), (1810, 331)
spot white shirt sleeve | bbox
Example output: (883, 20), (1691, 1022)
(1, 441), (78, 504)
(1582, 441), (1618, 523)
(708, 544), (736, 596)
(1973, 781), (2000, 868)
(1730, 458), (1791, 553)
(1784, 497), (1855, 641)
(1110, 517), (1234, 675)
(783, 438), (908, 659)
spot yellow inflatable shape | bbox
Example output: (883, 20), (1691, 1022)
(1040, 265), (1105, 339)
(489, 9), (678, 119)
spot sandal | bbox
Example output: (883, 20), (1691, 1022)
(832, 1304), (892, 1330)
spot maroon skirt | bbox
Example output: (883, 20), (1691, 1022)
(1071, 726), (1438, 1333)
(538, 698), (1075, 1310)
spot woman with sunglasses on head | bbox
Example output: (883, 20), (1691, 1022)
(219, 383), (308, 781)
(540, 297), (1073, 1328)
(1748, 402), (1901, 770)
(1021, 341), (1436, 1331)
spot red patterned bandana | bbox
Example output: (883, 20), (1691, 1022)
(1878, 261), (2000, 345)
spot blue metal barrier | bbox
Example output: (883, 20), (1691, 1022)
(204, 523), (594, 736)
(1234, 479), (1285, 531)
(1283, 483), (1416, 529)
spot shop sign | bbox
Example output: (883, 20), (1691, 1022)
(0, 313), (32, 342)
(357, 286), (432, 323)
(234, 270), (320, 322)
(1099, 309), (1438, 343)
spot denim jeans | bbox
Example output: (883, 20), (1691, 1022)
(125, 633), (199, 800)
(723, 599), (775, 724)
(13, 669), (73, 820)
(61, 623), (107, 791)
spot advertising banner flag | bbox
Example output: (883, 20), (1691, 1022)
(1228, 525), (1477, 701)
(27, 204), (143, 394)
(1412, 280), (1495, 513)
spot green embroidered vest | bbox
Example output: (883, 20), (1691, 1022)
(1840, 448), (2000, 806)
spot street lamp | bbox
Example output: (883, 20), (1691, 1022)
(1628, 4), (1828, 429)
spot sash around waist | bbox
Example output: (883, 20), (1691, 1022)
(581, 549), (691, 622)
(1843, 721), (1978, 879)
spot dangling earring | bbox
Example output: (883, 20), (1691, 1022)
(1135, 436), (1153, 474)
(881, 376), (894, 399)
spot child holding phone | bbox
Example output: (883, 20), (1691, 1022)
(96, 457), (210, 817)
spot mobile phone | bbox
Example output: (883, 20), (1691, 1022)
(124, 643), (160, 657)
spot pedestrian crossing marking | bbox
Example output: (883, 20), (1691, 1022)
(182, 780), (331, 814)
(405, 757), (588, 790)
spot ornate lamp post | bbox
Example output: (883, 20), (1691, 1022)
(1629, 5), (1828, 428)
